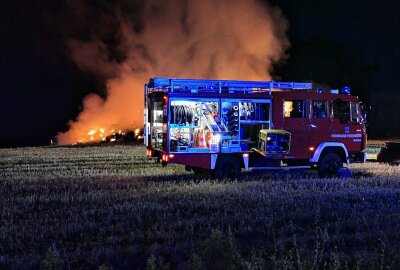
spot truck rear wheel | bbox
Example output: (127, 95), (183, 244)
(318, 153), (343, 177)
(213, 156), (241, 179)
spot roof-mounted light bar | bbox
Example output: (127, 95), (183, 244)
(147, 77), (313, 94)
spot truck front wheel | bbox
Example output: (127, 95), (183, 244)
(213, 156), (241, 179)
(318, 153), (343, 177)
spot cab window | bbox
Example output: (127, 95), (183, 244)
(312, 101), (327, 118)
(333, 99), (350, 123)
(284, 100), (306, 118)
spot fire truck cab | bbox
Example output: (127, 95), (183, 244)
(144, 78), (366, 178)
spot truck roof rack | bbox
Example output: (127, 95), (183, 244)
(146, 77), (313, 94)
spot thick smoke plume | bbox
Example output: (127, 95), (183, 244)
(57, 0), (289, 144)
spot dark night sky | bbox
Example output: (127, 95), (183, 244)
(0, 0), (399, 147)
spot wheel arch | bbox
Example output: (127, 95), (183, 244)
(310, 142), (349, 164)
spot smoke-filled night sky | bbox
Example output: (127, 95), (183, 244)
(1, 0), (399, 147)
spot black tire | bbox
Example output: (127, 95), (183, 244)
(318, 153), (343, 177)
(213, 156), (241, 179)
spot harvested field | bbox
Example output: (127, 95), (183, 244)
(0, 145), (399, 269)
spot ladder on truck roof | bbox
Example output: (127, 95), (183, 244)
(146, 77), (313, 94)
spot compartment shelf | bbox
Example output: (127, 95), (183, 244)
(170, 124), (199, 128)
(240, 120), (270, 124)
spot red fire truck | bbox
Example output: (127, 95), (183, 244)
(144, 78), (367, 178)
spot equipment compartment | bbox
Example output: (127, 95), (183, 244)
(169, 99), (228, 153)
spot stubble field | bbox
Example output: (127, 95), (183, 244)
(0, 145), (399, 269)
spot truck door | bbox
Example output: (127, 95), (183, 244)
(309, 100), (331, 148)
(331, 99), (365, 153)
(282, 99), (310, 159)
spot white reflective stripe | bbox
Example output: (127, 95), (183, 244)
(243, 154), (249, 170)
(309, 142), (349, 164)
(211, 154), (218, 169)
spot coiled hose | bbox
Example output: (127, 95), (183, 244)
(170, 105), (194, 125)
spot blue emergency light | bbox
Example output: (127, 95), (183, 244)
(317, 88), (323, 93)
(342, 86), (351, 95)
(330, 89), (339, 94)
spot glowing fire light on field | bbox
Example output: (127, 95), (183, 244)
(135, 128), (143, 140)
(70, 127), (143, 144)
(56, 0), (289, 145)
